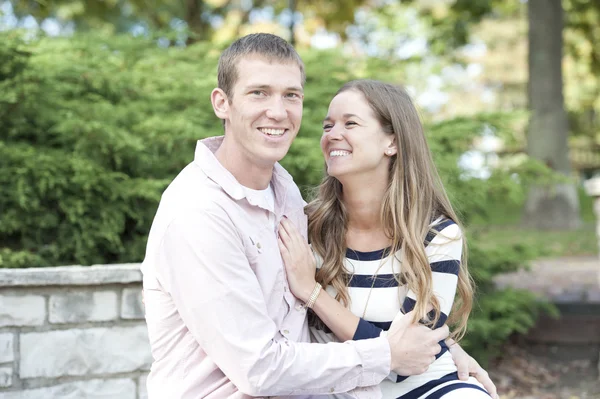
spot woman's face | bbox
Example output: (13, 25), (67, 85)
(320, 89), (397, 180)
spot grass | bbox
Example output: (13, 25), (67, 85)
(473, 223), (598, 258)
(468, 187), (598, 258)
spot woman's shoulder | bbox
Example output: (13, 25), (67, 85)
(426, 217), (462, 244)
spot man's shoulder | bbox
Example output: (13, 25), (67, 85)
(154, 163), (237, 226)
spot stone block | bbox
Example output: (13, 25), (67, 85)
(0, 366), (12, 387)
(0, 295), (45, 327)
(20, 326), (151, 378)
(0, 264), (142, 287)
(0, 378), (136, 399)
(121, 288), (144, 319)
(525, 314), (600, 344)
(138, 374), (148, 399)
(49, 290), (118, 324)
(0, 333), (14, 363)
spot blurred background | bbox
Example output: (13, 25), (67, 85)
(0, 0), (599, 398)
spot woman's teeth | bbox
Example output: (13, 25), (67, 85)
(330, 150), (351, 157)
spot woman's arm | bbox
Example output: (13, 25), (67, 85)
(275, 219), (364, 341)
(309, 285), (361, 341)
(278, 218), (448, 378)
(277, 218), (415, 342)
(401, 219), (462, 329)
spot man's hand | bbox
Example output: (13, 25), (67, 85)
(447, 339), (499, 399)
(386, 311), (449, 375)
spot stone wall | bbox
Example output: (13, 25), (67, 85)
(0, 264), (150, 399)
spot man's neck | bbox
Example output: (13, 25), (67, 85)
(214, 138), (274, 190)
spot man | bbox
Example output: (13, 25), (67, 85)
(141, 33), (497, 399)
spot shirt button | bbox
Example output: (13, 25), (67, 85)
(256, 242), (261, 249)
(330, 388), (335, 393)
(283, 329), (290, 335)
(295, 304), (304, 311)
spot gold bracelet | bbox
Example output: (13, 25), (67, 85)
(304, 282), (322, 309)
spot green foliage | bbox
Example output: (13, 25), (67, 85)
(466, 238), (559, 365)
(0, 32), (554, 362)
(0, 32), (220, 266)
(423, 113), (560, 362)
(9, 0), (370, 42)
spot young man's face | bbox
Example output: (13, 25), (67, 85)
(216, 56), (304, 167)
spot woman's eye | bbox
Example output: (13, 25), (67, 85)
(323, 124), (333, 130)
(346, 121), (357, 126)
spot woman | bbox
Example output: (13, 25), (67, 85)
(278, 80), (490, 398)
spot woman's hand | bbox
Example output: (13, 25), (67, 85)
(278, 217), (317, 303)
(447, 339), (499, 399)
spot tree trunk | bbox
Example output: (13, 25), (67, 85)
(185, 0), (210, 44)
(522, 0), (581, 230)
(289, 0), (297, 46)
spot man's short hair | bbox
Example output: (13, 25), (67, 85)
(218, 33), (306, 100)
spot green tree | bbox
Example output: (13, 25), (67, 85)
(412, 0), (600, 229)
(523, 0), (580, 229)
(8, 0), (369, 44)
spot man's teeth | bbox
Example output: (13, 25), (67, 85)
(260, 128), (285, 136)
(330, 150), (351, 157)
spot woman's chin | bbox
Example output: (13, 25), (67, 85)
(326, 167), (350, 180)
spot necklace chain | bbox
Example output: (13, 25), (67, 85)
(359, 257), (388, 319)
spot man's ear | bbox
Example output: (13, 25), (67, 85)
(211, 88), (229, 120)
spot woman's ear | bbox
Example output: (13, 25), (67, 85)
(385, 137), (398, 156)
(211, 88), (229, 121)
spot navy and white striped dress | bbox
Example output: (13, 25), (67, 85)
(310, 219), (490, 399)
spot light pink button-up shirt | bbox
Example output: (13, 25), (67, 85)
(141, 136), (391, 399)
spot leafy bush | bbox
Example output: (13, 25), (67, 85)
(0, 31), (554, 361)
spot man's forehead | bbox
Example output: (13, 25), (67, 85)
(237, 56), (301, 75)
(238, 53), (299, 67)
(236, 58), (303, 89)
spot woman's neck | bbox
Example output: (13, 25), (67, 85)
(341, 175), (391, 251)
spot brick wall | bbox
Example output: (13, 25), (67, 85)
(0, 264), (149, 399)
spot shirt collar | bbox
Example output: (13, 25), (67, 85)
(194, 136), (295, 210)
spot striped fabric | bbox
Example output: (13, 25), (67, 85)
(310, 219), (490, 398)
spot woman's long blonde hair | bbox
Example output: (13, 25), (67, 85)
(306, 80), (474, 340)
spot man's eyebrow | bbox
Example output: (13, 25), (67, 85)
(246, 84), (304, 93)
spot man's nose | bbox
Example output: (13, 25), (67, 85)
(265, 97), (287, 120)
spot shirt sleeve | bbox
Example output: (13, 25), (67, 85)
(154, 209), (391, 397)
(401, 221), (462, 330)
(390, 221), (462, 382)
(350, 221), (463, 383)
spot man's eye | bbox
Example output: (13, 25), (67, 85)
(323, 124), (333, 130)
(346, 121), (357, 126)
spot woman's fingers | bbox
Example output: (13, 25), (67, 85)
(280, 217), (300, 245)
(280, 217), (306, 250)
(278, 221), (292, 246)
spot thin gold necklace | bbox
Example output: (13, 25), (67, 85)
(352, 255), (389, 319)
